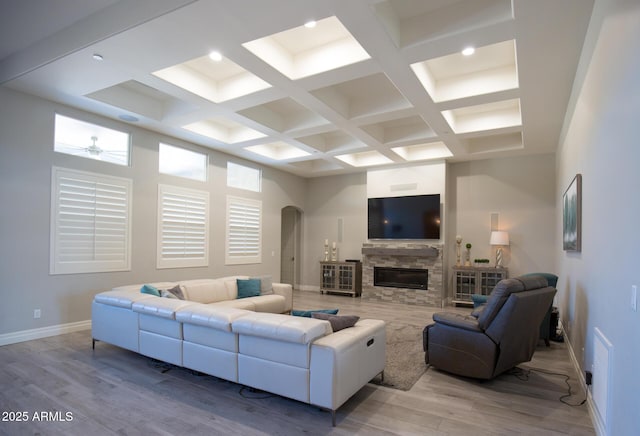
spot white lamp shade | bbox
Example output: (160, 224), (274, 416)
(490, 231), (510, 246)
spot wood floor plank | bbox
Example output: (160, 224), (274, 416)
(0, 290), (595, 435)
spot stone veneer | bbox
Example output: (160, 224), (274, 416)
(361, 242), (443, 307)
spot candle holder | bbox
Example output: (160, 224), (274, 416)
(331, 245), (338, 261)
(324, 240), (329, 261)
(465, 243), (472, 266)
(455, 235), (462, 266)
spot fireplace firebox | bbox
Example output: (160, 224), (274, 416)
(373, 267), (428, 290)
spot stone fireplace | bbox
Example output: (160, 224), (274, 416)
(361, 241), (443, 307)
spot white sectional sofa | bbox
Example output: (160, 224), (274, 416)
(91, 276), (386, 425)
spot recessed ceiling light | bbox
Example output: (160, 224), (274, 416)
(92, 53), (104, 61)
(304, 20), (317, 28)
(462, 47), (475, 56)
(208, 51), (223, 61)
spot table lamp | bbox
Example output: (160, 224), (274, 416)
(490, 231), (509, 267)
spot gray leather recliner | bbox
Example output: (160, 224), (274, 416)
(423, 275), (556, 379)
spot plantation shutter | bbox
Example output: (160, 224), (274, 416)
(226, 196), (262, 265)
(50, 167), (132, 274)
(157, 184), (209, 268)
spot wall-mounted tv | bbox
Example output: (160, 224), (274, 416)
(368, 194), (441, 240)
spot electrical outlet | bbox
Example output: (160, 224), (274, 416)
(33, 309), (41, 319)
(632, 285), (637, 312)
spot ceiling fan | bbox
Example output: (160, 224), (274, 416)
(55, 135), (127, 163)
(86, 136), (103, 156)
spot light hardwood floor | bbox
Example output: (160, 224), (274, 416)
(0, 291), (595, 435)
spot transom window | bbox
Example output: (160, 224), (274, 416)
(54, 114), (130, 166)
(227, 161), (261, 192)
(159, 143), (207, 181)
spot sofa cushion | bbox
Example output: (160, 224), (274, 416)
(292, 308), (339, 317)
(180, 279), (233, 304)
(470, 304), (486, 318)
(132, 298), (196, 320)
(237, 278), (261, 299)
(176, 305), (251, 332)
(94, 290), (155, 309)
(141, 284), (160, 297)
(232, 312), (331, 344)
(211, 299), (256, 311)
(311, 313), (359, 332)
(251, 275), (274, 295)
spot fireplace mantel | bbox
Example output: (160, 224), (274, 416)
(361, 246), (438, 257)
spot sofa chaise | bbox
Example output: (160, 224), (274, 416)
(91, 276), (386, 425)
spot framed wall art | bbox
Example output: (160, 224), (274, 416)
(562, 174), (582, 251)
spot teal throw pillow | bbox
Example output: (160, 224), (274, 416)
(471, 294), (489, 308)
(140, 284), (160, 297)
(291, 308), (339, 317)
(237, 278), (261, 299)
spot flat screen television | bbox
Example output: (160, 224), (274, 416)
(368, 194), (440, 240)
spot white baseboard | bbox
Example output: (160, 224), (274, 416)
(296, 284), (320, 292)
(560, 322), (605, 436)
(0, 320), (91, 346)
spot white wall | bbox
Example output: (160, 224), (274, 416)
(366, 162), (446, 200)
(556, 0), (640, 434)
(0, 86), (306, 336)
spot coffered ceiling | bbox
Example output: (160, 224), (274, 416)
(0, 0), (594, 177)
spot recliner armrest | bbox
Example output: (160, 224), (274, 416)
(432, 312), (482, 332)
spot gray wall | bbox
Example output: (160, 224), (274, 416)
(298, 157), (557, 295)
(301, 173), (367, 289)
(447, 155), (557, 278)
(556, 0), (640, 434)
(0, 86), (306, 335)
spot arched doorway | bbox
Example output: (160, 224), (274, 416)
(280, 206), (302, 289)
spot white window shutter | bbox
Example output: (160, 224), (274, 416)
(50, 167), (132, 274)
(226, 196), (262, 265)
(157, 184), (209, 269)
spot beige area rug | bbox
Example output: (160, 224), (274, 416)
(370, 322), (427, 391)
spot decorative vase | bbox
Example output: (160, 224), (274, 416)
(465, 248), (471, 266)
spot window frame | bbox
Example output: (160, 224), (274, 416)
(226, 161), (262, 192)
(159, 142), (208, 182)
(50, 166), (132, 275)
(225, 195), (262, 265)
(157, 184), (210, 269)
(54, 113), (131, 166)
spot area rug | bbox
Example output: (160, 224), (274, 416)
(370, 322), (427, 391)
